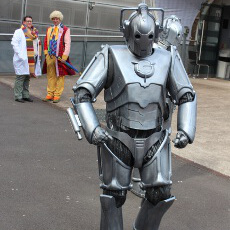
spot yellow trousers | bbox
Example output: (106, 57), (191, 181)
(46, 55), (65, 99)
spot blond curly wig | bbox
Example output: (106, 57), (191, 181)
(49, 10), (63, 21)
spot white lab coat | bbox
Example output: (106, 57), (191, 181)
(11, 28), (41, 76)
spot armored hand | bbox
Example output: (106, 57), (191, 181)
(173, 131), (189, 148)
(92, 127), (113, 145)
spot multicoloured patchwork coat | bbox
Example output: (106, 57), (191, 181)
(11, 28), (41, 76)
(42, 25), (75, 76)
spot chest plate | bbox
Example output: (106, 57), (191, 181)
(104, 45), (171, 130)
(133, 60), (155, 79)
(105, 45), (171, 103)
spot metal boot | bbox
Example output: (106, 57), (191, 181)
(133, 196), (175, 230)
(100, 194), (123, 230)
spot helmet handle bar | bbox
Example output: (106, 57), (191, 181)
(120, 7), (165, 31)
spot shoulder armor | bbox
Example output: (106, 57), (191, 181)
(76, 44), (109, 99)
(168, 45), (194, 104)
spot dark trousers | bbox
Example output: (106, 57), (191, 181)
(14, 75), (30, 100)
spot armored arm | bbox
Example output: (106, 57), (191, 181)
(73, 45), (112, 144)
(168, 46), (197, 148)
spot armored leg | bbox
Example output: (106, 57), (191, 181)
(100, 194), (123, 230)
(99, 141), (132, 230)
(134, 132), (175, 229)
(133, 196), (175, 230)
(131, 168), (145, 198)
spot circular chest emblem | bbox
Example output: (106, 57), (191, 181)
(133, 60), (155, 78)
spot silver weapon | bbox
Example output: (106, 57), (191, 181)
(66, 98), (82, 140)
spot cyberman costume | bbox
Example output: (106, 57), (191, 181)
(131, 14), (184, 198)
(68, 3), (197, 230)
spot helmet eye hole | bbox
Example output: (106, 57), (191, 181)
(135, 34), (141, 39)
(149, 34), (154, 39)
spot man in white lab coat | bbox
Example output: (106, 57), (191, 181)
(11, 16), (41, 103)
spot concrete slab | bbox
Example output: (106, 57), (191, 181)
(0, 75), (229, 177)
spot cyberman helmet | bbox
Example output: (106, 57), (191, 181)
(120, 3), (164, 58)
(160, 15), (183, 47)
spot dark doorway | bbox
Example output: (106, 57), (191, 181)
(196, 3), (222, 74)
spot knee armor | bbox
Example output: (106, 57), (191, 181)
(145, 185), (171, 205)
(103, 189), (127, 208)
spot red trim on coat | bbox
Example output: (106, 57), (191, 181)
(42, 26), (75, 76)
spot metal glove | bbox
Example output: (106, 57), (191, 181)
(173, 131), (189, 149)
(92, 126), (113, 145)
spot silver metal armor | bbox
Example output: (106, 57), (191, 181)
(160, 15), (183, 47)
(131, 14), (186, 199)
(68, 3), (197, 230)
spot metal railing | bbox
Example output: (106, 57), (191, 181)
(0, 33), (123, 38)
(0, 33), (195, 74)
(0, 33), (125, 73)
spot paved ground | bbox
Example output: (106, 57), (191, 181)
(0, 75), (229, 177)
(0, 82), (230, 230)
(171, 78), (230, 177)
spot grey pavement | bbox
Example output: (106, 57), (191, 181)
(0, 82), (230, 230)
(171, 78), (230, 177)
(0, 75), (230, 177)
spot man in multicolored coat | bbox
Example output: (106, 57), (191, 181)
(42, 10), (75, 103)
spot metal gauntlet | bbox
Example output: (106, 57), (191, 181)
(177, 94), (197, 143)
(76, 102), (100, 143)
